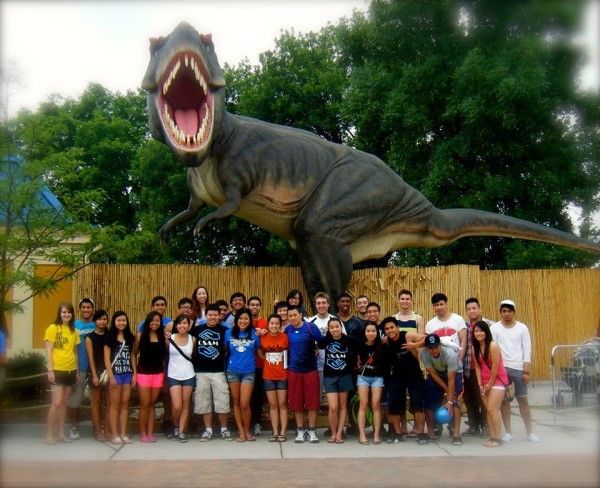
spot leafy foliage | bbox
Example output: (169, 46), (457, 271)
(0, 128), (98, 331)
(338, 0), (598, 268)
(3, 1), (598, 272)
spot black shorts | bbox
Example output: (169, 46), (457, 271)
(387, 378), (425, 415)
(53, 370), (77, 387)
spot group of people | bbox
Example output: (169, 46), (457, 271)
(43, 286), (540, 448)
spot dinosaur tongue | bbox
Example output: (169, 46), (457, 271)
(174, 108), (199, 135)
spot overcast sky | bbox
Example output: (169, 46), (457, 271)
(0, 0), (369, 118)
(1, 0), (597, 120)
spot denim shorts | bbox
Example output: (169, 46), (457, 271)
(263, 378), (288, 391)
(424, 373), (463, 410)
(114, 372), (133, 385)
(356, 375), (385, 388)
(226, 370), (255, 384)
(324, 374), (354, 393)
(167, 376), (196, 388)
(505, 367), (528, 397)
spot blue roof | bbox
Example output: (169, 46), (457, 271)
(0, 155), (64, 224)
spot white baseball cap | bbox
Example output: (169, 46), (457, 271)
(499, 299), (516, 310)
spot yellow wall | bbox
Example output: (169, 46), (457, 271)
(5, 285), (12, 348)
(32, 265), (73, 348)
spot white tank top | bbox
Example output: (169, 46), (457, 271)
(167, 335), (195, 380)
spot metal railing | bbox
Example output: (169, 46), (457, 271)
(550, 342), (600, 425)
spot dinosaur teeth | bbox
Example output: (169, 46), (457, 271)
(161, 54), (211, 147)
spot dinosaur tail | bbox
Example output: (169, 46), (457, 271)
(432, 208), (600, 253)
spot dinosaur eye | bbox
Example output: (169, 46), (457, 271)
(149, 36), (166, 54)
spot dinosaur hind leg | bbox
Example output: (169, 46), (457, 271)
(295, 235), (353, 313)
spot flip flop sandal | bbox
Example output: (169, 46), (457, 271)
(327, 436), (336, 443)
(268, 435), (278, 442)
(335, 438), (345, 444)
(277, 435), (287, 442)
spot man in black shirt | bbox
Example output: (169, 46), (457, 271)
(191, 304), (232, 441)
(382, 317), (428, 444)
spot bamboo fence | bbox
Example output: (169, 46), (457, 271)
(74, 264), (600, 379)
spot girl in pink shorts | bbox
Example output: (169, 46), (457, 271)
(133, 311), (167, 442)
(473, 320), (508, 448)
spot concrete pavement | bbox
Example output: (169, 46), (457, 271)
(1, 381), (598, 487)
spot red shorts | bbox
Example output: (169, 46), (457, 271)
(288, 370), (320, 411)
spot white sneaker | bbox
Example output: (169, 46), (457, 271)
(307, 429), (319, 444)
(200, 431), (213, 442)
(527, 432), (540, 442)
(294, 429), (305, 443)
(69, 428), (80, 440)
(501, 432), (512, 442)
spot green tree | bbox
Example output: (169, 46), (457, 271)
(0, 128), (97, 334)
(338, 0), (598, 268)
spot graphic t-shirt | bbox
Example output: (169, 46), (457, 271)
(191, 324), (228, 373)
(321, 335), (357, 377)
(260, 333), (289, 380)
(74, 319), (95, 372)
(44, 324), (80, 371)
(425, 313), (466, 351)
(357, 342), (385, 377)
(224, 328), (260, 374)
(105, 336), (133, 375)
(308, 314), (339, 370)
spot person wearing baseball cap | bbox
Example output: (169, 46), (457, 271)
(421, 333), (464, 445)
(490, 299), (540, 443)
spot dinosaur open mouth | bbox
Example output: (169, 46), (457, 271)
(158, 51), (213, 150)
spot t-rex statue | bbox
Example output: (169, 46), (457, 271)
(142, 22), (599, 302)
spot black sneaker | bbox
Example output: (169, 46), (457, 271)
(386, 433), (404, 444)
(433, 424), (442, 437)
(166, 428), (179, 440)
(463, 426), (481, 436)
(417, 433), (429, 445)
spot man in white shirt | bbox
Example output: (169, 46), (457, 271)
(425, 293), (467, 363)
(491, 299), (539, 442)
(308, 292), (337, 400)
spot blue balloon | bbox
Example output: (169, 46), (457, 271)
(435, 406), (452, 424)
